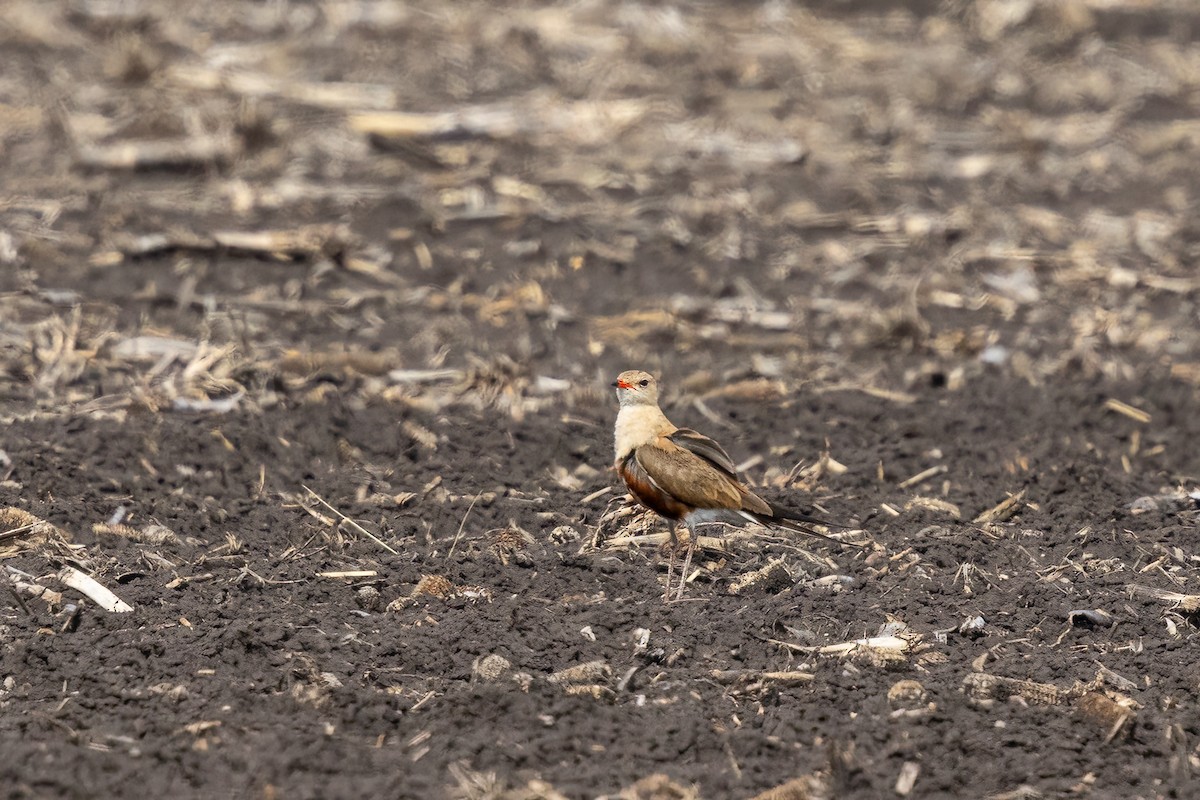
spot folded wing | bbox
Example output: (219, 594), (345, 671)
(667, 428), (738, 477)
(634, 437), (744, 511)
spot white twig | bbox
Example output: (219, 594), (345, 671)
(57, 566), (134, 613)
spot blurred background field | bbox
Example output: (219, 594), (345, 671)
(1, 2), (1199, 798)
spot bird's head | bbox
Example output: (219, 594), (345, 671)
(612, 370), (659, 407)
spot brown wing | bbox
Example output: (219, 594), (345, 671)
(665, 429), (772, 516)
(634, 437), (743, 511)
(667, 428), (738, 477)
(618, 453), (690, 520)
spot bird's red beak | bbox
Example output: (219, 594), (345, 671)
(614, 378), (632, 389)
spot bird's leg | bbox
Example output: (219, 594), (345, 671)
(663, 520), (678, 602)
(675, 520), (697, 602)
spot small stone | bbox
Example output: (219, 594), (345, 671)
(355, 586), (381, 611)
(888, 679), (928, 708)
(472, 654), (512, 681)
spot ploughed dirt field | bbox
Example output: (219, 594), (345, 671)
(3, 1), (1200, 798)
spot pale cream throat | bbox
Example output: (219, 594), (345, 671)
(614, 404), (676, 463)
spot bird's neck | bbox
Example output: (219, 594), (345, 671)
(614, 404), (675, 464)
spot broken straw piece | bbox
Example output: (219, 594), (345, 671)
(57, 566), (134, 613)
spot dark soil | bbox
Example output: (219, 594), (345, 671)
(2, 2), (1200, 799)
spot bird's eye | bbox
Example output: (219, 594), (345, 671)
(639, 379), (649, 387)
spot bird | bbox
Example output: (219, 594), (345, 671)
(611, 369), (856, 600)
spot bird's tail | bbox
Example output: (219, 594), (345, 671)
(740, 504), (863, 549)
(768, 501), (854, 530)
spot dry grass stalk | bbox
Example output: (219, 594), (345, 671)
(92, 522), (179, 544)
(709, 669), (814, 686)
(167, 65), (400, 110)
(213, 224), (354, 258)
(904, 497), (962, 519)
(698, 378), (787, 401)
(402, 420), (439, 451)
(76, 135), (238, 170)
(302, 485), (398, 555)
(581, 486), (613, 504)
(165, 573), (215, 590)
(771, 632), (918, 657)
(785, 450), (848, 491)
(388, 368), (463, 385)
(349, 95), (649, 143)
(590, 309), (677, 346)
(1103, 398), (1151, 423)
(111, 335), (198, 363)
(815, 384), (917, 404)
(973, 489), (1027, 524)
(108, 224), (353, 261)
(747, 775), (830, 800)
(897, 465), (948, 490)
(278, 348), (399, 377)
(1126, 584), (1200, 613)
(603, 531), (731, 554)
